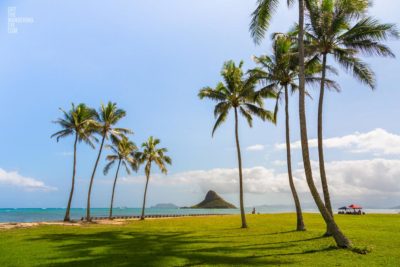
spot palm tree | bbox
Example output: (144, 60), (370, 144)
(103, 135), (138, 219)
(51, 103), (97, 222)
(199, 60), (274, 228)
(250, 0), (352, 247)
(250, 35), (307, 231)
(304, 0), (398, 235)
(86, 102), (131, 221)
(250, 34), (338, 231)
(136, 136), (171, 220)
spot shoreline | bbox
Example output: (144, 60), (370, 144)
(1, 212), (398, 230)
(0, 213), (232, 229)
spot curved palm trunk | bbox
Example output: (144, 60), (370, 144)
(284, 85), (305, 231)
(318, 53), (334, 235)
(140, 172), (150, 220)
(86, 133), (106, 221)
(64, 133), (78, 222)
(234, 107), (247, 228)
(109, 159), (122, 220)
(297, 0), (351, 248)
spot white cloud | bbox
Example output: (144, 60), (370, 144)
(307, 159), (400, 197)
(272, 160), (287, 167)
(121, 158), (400, 203)
(276, 128), (400, 155)
(0, 168), (57, 191)
(121, 167), (301, 194)
(246, 144), (265, 151)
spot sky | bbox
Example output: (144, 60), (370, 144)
(0, 0), (400, 209)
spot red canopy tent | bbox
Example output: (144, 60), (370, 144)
(348, 204), (362, 209)
(338, 204), (365, 215)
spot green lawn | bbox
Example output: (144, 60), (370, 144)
(0, 213), (399, 266)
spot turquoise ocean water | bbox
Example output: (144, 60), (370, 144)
(0, 207), (292, 223)
(0, 207), (397, 223)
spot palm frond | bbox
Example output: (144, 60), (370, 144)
(250, 0), (280, 44)
(343, 40), (395, 57)
(103, 160), (116, 175)
(239, 107), (253, 128)
(51, 129), (72, 141)
(273, 90), (282, 123)
(244, 103), (274, 123)
(212, 110), (229, 137)
(198, 86), (228, 101)
(334, 50), (376, 89)
(340, 17), (399, 43)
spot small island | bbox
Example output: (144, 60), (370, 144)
(189, 190), (237, 209)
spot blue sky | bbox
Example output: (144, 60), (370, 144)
(0, 0), (400, 209)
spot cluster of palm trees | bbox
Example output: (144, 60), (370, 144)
(52, 102), (171, 222)
(200, 0), (398, 248)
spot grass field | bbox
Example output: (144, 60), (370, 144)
(0, 213), (399, 266)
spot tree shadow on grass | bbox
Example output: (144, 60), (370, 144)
(264, 230), (299, 236)
(28, 228), (336, 267)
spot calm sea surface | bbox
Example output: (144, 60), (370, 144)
(0, 208), (243, 223)
(0, 207), (397, 223)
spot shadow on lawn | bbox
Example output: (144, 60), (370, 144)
(29, 228), (334, 266)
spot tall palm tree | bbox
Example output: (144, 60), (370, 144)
(304, 0), (398, 234)
(250, 35), (307, 231)
(136, 136), (171, 220)
(250, 0), (352, 247)
(199, 60), (274, 228)
(103, 135), (138, 219)
(86, 102), (131, 221)
(51, 103), (97, 222)
(298, 0), (351, 248)
(250, 34), (338, 231)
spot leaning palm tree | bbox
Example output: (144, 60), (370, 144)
(250, 34), (339, 231)
(250, 35), (307, 231)
(86, 102), (131, 221)
(304, 0), (398, 235)
(103, 135), (138, 219)
(250, 0), (352, 247)
(199, 60), (274, 228)
(51, 103), (97, 222)
(136, 136), (171, 220)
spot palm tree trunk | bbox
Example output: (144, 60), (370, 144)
(297, 0), (351, 248)
(109, 159), (122, 220)
(318, 53), (334, 235)
(234, 107), (247, 228)
(284, 85), (305, 231)
(86, 133), (106, 221)
(64, 133), (78, 222)
(141, 172), (150, 220)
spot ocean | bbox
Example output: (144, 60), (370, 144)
(0, 207), (398, 223)
(0, 208), (244, 223)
